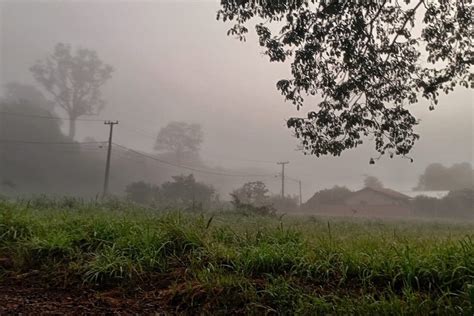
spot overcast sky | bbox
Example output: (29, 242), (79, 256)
(1, 0), (473, 199)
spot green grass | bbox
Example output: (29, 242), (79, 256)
(1, 197), (473, 314)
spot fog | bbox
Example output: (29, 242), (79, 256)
(0, 0), (473, 201)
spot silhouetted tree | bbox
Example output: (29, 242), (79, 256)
(3, 82), (54, 111)
(155, 122), (203, 164)
(1, 85), (66, 143)
(442, 189), (474, 218)
(160, 174), (214, 209)
(30, 43), (113, 139)
(412, 189), (474, 219)
(125, 181), (159, 204)
(0, 88), (67, 192)
(364, 176), (383, 189)
(231, 181), (269, 207)
(218, 1), (472, 159)
(1, 84), (165, 197)
(231, 181), (275, 216)
(415, 162), (474, 190)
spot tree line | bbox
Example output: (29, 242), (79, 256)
(126, 177), (299, 215)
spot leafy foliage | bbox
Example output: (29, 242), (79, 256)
(125, 175), (215, 210)
(30, 43), (113, 139)
(231, 181), (269, 206)
(230, 181), (276, 215)
(217, 0), (473, 158)
(161, 174), (215, 209)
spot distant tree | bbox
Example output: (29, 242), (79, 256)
(30, 43), (114, 139)
(160, 174), (214, 209)
(0, 92), (65, 142)
(364, 176), (384, 189)
(218, 1), (472, 159)
(415, 162), (474, 190)
(3, 82), (54, 111)
(441, 188), (474, 218)
(412, 188), (474, 219)
(0, 93), (68, 193)
(230, 181), (275, 216)
(125, 181), (159, 204)
(155, 122), (203, 164)
(231, 181), (269, 207)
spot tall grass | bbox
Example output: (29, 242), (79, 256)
(0, 197), (473, 314)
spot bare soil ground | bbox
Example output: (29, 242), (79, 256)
(0, 278), (165, 315)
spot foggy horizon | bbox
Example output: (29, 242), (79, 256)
(0, 0), (472, 200)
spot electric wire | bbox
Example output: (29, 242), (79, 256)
(0, 111), (105, 122)
(112, 142), (276, 178)
(0, 139), (106, 145)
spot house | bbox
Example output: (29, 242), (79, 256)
(305, 187), (413, 217)
(343, 187), (412, 217)
(402, 190), (449, 199)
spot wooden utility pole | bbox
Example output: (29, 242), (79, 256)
(102, 120), (118, 197)
(298, 180), (302, 206)
(0, 111), (5, 185)
(277, 161), (289, 198)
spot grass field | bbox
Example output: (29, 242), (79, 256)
(1, 197), (473, 314)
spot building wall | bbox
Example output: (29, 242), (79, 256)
(311, 204), (412, 217)
(304, 188), (413, 218)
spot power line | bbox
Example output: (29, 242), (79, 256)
(111, 148), (145, 163)
(0, 111), (105, 122)
(121, 123), (157, 140)
(1, 111), (282, 167)
(286, 175), (300, 183)
(0, 139), (105, 145)
(204, 155), (277, 165)
(277, 161), (289, 197)
(121, 124), (280, 165)
(3, 147), (105, 155)
(275, 173), (303, 205)
(0, 112), (303, 182)
(113, 142), (276, 178)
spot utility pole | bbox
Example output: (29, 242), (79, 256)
(0, 111), (5, 185)
(277, 161), (289, 198)
(298, 180), (302, 206)
(102, 120), (118, 197)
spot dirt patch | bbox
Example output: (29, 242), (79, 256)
(0, 280), (165, 314)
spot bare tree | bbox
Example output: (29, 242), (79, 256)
(30, 43), (113, 139)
